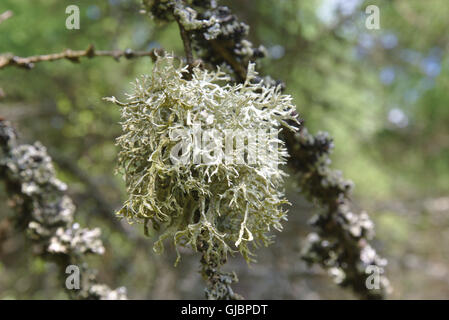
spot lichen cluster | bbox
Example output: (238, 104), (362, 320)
(107, 55), (298, 265)
(0, 121), (126, 300)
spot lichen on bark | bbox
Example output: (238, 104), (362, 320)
(0, 120), (126, 300)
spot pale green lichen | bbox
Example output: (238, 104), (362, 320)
(106, 55), (298, 265)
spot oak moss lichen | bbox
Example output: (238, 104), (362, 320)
(106, 55), (298, 265)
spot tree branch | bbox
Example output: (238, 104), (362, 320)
(0, 120), (127, 299)
(0, 44), (163, 70)
(174, 11), (195, 78)
(198, 241), (242, 300)
(175, 19), (194, 67)
(284, 128), (390, 299)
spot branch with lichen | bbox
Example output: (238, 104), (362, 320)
(0, 44), (162, 70)
(284, 128), (390, 299)
(0, 120), (127, 300)
(141, 0), (391, 299)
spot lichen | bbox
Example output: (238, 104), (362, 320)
(106, 55), (298, 265)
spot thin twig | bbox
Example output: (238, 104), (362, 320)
(177, 23), (194, 66)
(174, 13), (195, 78)
(0, 44), (163, 70)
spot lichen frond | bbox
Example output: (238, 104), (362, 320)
(106, 55), (298, 264)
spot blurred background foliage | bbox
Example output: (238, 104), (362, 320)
(1, 0), (449, 299)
